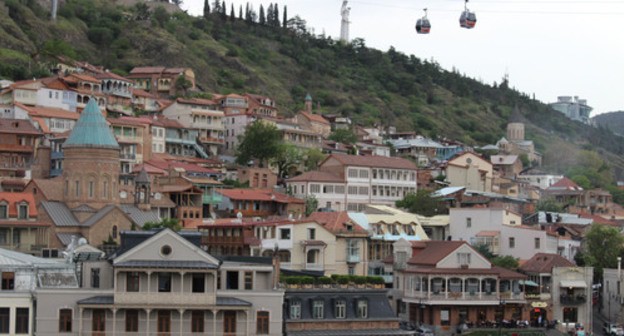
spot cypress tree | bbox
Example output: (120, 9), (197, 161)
(230, 3), (235, 20)
(245, 3), (251, 22)
(239, 4), (243, 19)
(266, 4), (273, 25)
(273, 3), (280, 27)
(212, 0), (220, 14)
(283, 5), (287, 28)
(203, 0), (210, 18)
(259, 5), (266, 25)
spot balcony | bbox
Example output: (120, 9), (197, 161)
(50, 168), (62, 177)
(560, 294), (586, 305)
(120, 153), (136, 160)
(199, 137), (224, 145)
(114, 292), (215, 306)
(406, 290), (519, 303)
(51, 151), (64, 160)
(305, 263), (324, 271)
(202, 193), (223, 204)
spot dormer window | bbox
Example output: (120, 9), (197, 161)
(18, 203), (28, 220)
(356, 299), (368, 318)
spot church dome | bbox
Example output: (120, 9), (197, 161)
(64, 98), (119, 149)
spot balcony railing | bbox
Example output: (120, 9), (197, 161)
(202, 193), (223, 204)
(407, 290), (524, 302)
(114, 292), (215, 306)
(120, 153), (136, 160)
(560, 294), (586, 305)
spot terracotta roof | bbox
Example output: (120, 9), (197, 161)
(217, 189), (304, 204)
(132, 89), (156, 98)
(323, 153), (418, 170)
(547, 177), (582, 191)
(41, 77), (70, 90)
(0, 192), (38, 217)
(287, 171), (344, 183)
(307, 211), (367, 234)
(492, 266), (527, 280)
(407, 240), (466, 266)
(16, 103), (79, 120)
(95, 72), (130, 82)
(132, 163), (167, 175)
(107, 117), (150, 127)
(300, 111), (330, 125)
(129, 66), (166, 74)
(519, 253), (575, 274)
(177, 98), (217, 106)
(65, 73), (100, 83)
(0, 119), (42, 135)
(579, 213), (619, 226)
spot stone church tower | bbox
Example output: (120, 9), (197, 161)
(62, 98), (120, 209)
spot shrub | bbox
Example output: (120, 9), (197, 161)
(336, 275), (350, 285)
(367, 276), (385, 285)
(300, 276), (315, 285)
(316, 276), (332, 285)
(283, 276), (300, 285)
(353, 275), (367, 285)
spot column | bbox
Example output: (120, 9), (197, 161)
(445, 276), (449, 299)
(145, 309), (151, 335)
(112, 308), (117, 336)
(78, 307), (84, 336)
(245, 310), (250, 336)
(147, 271), (152, 294)
(212, 309), (218, 336)
(427, 277), (432, 299)
(179, 309), (185, 335)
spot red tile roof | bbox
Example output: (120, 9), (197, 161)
(95, 71), (131, 82)
(0, 192), (38, 217)
(132, 89), (157, 98)
(28, 178), (63, 201)
(519, 253), (575, 274)
(300, 111), (330, 125)
(129, 66), (166, 74)
(107, 117), (150, 127)
(65, 73), (100, 83)
(547, 177), (582, 191)
(287, 171), (344, 183)
(407, 240), (466, 266)
(217, 189), (304, 204)
(176, 97), (217, 106)
(0, 119), (42, 135)
(307, 211), (367, 235)
(323, 153), (418, 170)
(16, 103), (80, 120)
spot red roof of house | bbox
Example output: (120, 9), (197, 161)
(300, 111), (330, 125)
(129, 66), (166, 75)
(217, 189), (304, 204)
(16, 103), (80, 120)
(95, 71), (131, 82)
(407, 240), (466, 266)
(547, 177), (582, 191)
(132, 89), (157, 98)
(107, 117), (150, 127)
(0, 192), (38, 218)
(176, 97), (217, 106)
(65, 73), (100, 83)
(0, 119), (43, 135)
(519, 253), (575, 274)
(307, 211), (367, 234)
(322, 153), (418, 170)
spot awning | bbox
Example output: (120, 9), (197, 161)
(520, 280), (539, 287)
(560, 280), (587, 288)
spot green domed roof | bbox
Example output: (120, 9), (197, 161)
(64, 98), (119, 149)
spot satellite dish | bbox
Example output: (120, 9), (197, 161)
(236, 211), (243, 219)
(78, 237), (88, 246)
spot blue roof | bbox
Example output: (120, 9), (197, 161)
(305, 93), (312, 101)
(64, 99), (119, 149)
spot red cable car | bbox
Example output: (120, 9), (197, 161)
(460, 0), (477, 29)
(416, 8), (431, 34)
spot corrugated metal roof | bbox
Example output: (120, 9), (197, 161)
(56, 232), (84, 246)
(119, 205), (160, 228)
(41, 201), (80, 226)
(77, 296), (114, 305)
(114, 260), (218, 269)
(64, 99), (119, 149)
(82, 205), (117, 227)
(0, 247), (68, 268)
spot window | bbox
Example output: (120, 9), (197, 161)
(312, 300), (324, 319)
(2, 272), (15, 290)
(359, 170), (369, 178)
(256, 311), (269, 334)
(226, 271), (239, 290)
(91, 268), (100, 288)
(307, 228), (316, 240)
(358, 186), (368, 195)
(18, 204), (28, 219)
(244, 271), (253, 290)
(310, 184), (320, 193)
(280, 229), (291, 240)
(0, 308), (8, 333)
(335, 299), (346, 318)
(357, 300), (368, 318)
(290, 301), (301, 319)
(0, 204), (7, 219)
(157, 310), (171, 334)
(466, 217), (472, 228)
(158, 273), (172, 292)
(441, 308), (450, 326)
(75, 180), (80, 197)
(88, 181), (94, 198)
(348, 186), (358, 195)
(191, 310), (204, 333)
(59, 308), (72, 332)
(509, 237), (515, 248)
(15, 308), (28, 334)
(348, 169), (358, 178)
(534, 237), (541, 249)
(192, 274), (205, 293)
(457, 253), (471, 266)
(92, 309), (106, 333)
(125, 310), (138, 332)
(126, 272), (140, 292)
(102, 181), (108, 198)
(563, 307), (578, 323)
(112, 225), (118, 239)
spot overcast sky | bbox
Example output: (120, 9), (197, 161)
(183, 0), (624, 116)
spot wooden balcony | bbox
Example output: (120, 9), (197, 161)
(114, 292), (216, 307)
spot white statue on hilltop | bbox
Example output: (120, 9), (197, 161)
(340, 1), (351, 42)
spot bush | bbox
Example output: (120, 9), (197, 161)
(353, 275), (367, 285)
(336, 275), (350, 285)
(316, 276), (332, 285)
(367, 276), (385, 284)
(283, 276), (300, 285)
(300, 276), (315, 285)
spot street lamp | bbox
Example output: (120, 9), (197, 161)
(499, 298), (506, 336)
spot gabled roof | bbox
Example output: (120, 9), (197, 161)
(28, 178), (63, 201)
(491, 155), (519, 165)
(547, 177), (582, 191)
(322, 154), (418, 170)
(307, 211), (367, 235)
(129, 66), (166, 75)
(287, 171), (344, 183)
(407, 240), (466, 266)
(0, 118), (42, 135)
(64, 99), (119, 149)
(519, 253), (575, 274)
(300, 111), (329, 125)
(0, 192), (37, 217)
(176, 97), (217, 106)
(15, 103), (79, 120)
(95, 71), (131, 82)
(0, 247), (69, 268)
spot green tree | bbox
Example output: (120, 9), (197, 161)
(282, 5), (287, 28)
(396, 190), (442, 216)
(571, 175), (591, 189)
(328, 128), (357, 145)
(536, 197), (563, 212)
(490, 255), (519, 270)
(305, 195), (318, 216)
(258, 4), (265, 25)
(303, 148), (326, 171)
(474, 244), (494, 259)
(236, 122), (283, 167)
(203, 0), (210, 18)
(143, 218), (181, 231)
(583, 224), (624, 281)
(271, 143), (302, 179)
(175, 75), (192, 96)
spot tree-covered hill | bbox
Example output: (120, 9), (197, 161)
(593, 112), (624, 137)
(1, 0), (624, 182)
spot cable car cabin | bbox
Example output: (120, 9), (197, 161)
(416, 19), (431, 34)
(460, 10), (477, 29)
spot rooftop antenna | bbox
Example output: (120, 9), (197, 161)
(340, 1), (351, 43)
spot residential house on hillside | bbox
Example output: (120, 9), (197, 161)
(108, 117), (152, 180)
(245, 93), (278, 117)
(0, 77), (76, 112)
(291, 111), (331, 138)
(0, 248), (78, 336)
(550, 267), (593, 332)
(34, 229), (284, 336)
(162, 97), (225, 156)
(549, 96), (592, 125)
(132, 88), (162, 113)
(61, 73), (107, 111)
(517, 170), (565, 190)
(445, 152), (494, 192)
(389, 240), (527, 332)
(287, 154), (418, 212)
(14, 103), (78, 134)
(237, 167), (278, 189)
(127, 66), (196, 97)
(216, 188), (304, 219)
(491, 155), (522, 179)
(388, 136), (444, 167)
(96, 71), (133, 116)
(0, 119), (43, 179)
(0, 192), (49, 256)
(260, 117), (323, 151)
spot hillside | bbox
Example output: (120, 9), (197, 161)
(593, 112), (624, 137)
(1, 0), (624, 182)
